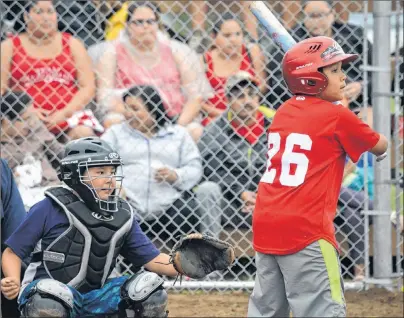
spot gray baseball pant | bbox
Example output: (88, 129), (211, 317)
(248, 239), (346, 317)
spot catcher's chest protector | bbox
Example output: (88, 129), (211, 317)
(31, 187), (133, 293)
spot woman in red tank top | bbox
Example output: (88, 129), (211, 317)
(201, 15), (267, 126)
(0, 0), (98, 140)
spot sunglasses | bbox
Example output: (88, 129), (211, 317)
(130, 19), (157, 26)
(228, 85), (260, 100)
(305, 11), (332, 20)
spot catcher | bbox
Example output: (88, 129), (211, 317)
(1, 137), (235, 318)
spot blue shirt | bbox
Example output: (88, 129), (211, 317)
(5, 197), (160, 275)
(346, 152), (374, 168)
(1, 159), (26, 252)
(357, 152), (374, 168)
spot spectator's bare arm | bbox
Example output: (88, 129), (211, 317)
(241, 1), (258, 40)
(64, 37), (96, 116)
(249, 44), (267, 93)
(0, 39), (13, 95)
(96, 47), (121, 114)
(173, 48), (203, 126)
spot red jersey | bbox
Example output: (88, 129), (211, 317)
(253, 96), (380, 255)
(9, 33), (78, 131)
(202, 45), (255, 126)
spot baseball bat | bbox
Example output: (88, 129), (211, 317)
(249, 1), (296, 53)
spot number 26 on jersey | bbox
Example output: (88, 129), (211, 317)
(261, 133), (312, 187)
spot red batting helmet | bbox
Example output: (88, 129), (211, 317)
(282, 36), (358, 95)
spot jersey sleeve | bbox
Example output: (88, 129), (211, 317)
(334, 107), (380, 163)
(120, 219), (160, 269)
(4, 198), (52, 260)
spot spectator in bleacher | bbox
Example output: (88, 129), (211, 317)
(94, 1), (187, 44)
(344, 153), (375, 200)
(87, 1), (196, 68)
(101, 85), (223, 241)
(338, 150), (403, 280)
(200, 13), (266, 126)
(1, 0), (100, 141)
(282, 0), (359, 30)
(1, 158), (26, 318)
(96, 1), (207, 140)
(198, 71), (275, 228)
(188, 1), (259, 53)
(267, 0), (373, 113)
(9, 0), (107, 47)
(1, 91), (64, 208)
(335, 185), (375, 282)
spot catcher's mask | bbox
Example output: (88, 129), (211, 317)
(59, 137), (124, 215)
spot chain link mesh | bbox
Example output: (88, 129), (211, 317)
(390, 0), (404, 289)
(1, 0), (402, 289)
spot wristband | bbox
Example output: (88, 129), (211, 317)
(376, 152), (387, 162)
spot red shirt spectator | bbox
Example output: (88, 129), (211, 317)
(1, 0), (97, 140)
(200, 14), (266, 126)
(9, 33), (78, 129)
(204, 45), (255, 116)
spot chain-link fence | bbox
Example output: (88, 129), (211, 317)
(389, 0), (403, 291)
(1, 0), (403, 291)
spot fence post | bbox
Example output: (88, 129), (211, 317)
(392, 0), (403, 292)
(372, 0), (393, 282)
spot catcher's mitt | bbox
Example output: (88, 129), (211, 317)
(170, 233), (235, 280)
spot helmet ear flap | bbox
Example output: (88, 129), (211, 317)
(314, 69), (329, 93)
(284, 69), (328, 95)
(59, 165), (78, 186)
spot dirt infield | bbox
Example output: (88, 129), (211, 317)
(167, 288), (403, 317)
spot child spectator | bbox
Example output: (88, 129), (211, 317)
(101, 85), (222, 240)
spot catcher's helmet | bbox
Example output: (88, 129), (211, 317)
(282, 36), (358, 95)
(59, 137), (123, 214)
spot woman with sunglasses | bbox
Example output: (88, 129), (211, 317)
(96, 1), (205, 140)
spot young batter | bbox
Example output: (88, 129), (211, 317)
(248, 36), (388, 317)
